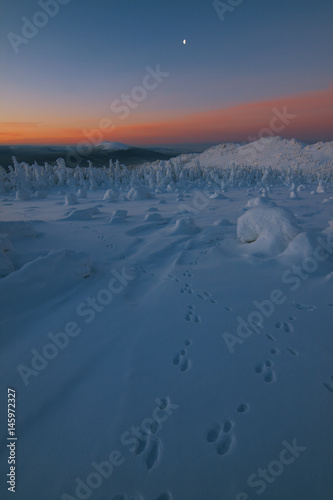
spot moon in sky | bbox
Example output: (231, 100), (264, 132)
(183, 39), (186, 45)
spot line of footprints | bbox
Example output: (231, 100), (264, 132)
(206, 403), (249, 456)
(173, 339), (192, 372)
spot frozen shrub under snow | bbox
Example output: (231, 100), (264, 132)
(167, 218), (201, 236)
(103, 189), (119, 202)
(127, 187), (153, 201)
(237, 205), (300, 255)
(16, 190), (32, 201)
(34, 190), (47, 199)
(76, 188), (87, 199)
(144, 212), (163, 222)
(110, 209), (128, 224)
(64, 207), (101, 221)
(65, 193), (78, 205)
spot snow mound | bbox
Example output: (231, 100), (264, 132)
(282, 231), (323, 260)
(64, 207), (101, 221)
(127, 187), (153, 201)
(16, 190), (32, 201)
(110, 209), (128, 224)
(34, 190), (48, 199)
(237, 206), (300, 256)
(167, 218), (201, 236)
(245, 196), (276, 208)
(213, 218), (233, 226)
(65, 193), (78, 205)
(76, 188), (87, 199)
(103, 189), (119, 202)
(210, 192), (227, 200)
(144, 212), (163, 222)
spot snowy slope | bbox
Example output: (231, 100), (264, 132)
(178, 137), (333, 170)
(0, 144), (333, 500)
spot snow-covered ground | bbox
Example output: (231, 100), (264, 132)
(0, 138), (333, 500)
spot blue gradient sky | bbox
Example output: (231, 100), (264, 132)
(1, 0), (332, 146)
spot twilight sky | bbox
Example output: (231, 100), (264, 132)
(1, 0), (332, 148)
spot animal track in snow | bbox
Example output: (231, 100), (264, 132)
(167, 274), (180, 282)
(236, 403), (249, 414)
(185, 305), (201, 323)
(134, 265), (147, 274)
(197, 290), (217, 304)
(145, 439), (161, 470)
(292, 301), (316, 311)
(255, 359), (276, 383)
(275, 321), (294, 333)
(287, 347), (299, 356)
(182, 269), (192, 278)
(206, 403), (249, 457)
(180, 283), (193, 294)
(134, 433), (162, 471)
(323, 376), (333, 394)
(266, 333), (276, 341)
(173, 339), (192, 372)
(206, 420), (235, 456)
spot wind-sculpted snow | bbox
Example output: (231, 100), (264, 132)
(0, 138), (332, 193)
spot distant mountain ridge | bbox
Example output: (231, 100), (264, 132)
(0, 137), (332, 170)
(0, 143), (178, 169)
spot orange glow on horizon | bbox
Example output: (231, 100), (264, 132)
(1, 87), (332, 146)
